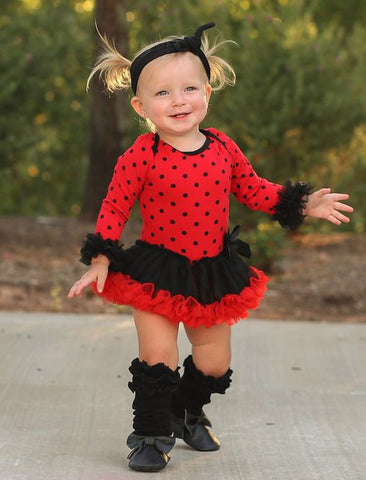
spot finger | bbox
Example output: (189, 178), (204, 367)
(330, 193), (350, 202)
(327, 214), (341, 226)
(332, 210), (351, 223)
(318, 188), (331, 197)
(68, 283), (80, 298)
(73, 277), (93, 298)
(96, 271), (107, 293)
(334, 202), (353, 213)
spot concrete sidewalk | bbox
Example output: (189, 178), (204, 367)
(0, 312), (365, 480)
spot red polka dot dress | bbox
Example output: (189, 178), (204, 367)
(81, 128), (311, 328)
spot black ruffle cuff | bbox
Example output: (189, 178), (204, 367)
(272, 180), (313, 230)
(79, 232), (124, 270)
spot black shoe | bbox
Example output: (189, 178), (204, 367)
(127, 433), (175, 472)
(171, 410), (220, 451)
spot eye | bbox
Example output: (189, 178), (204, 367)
(185, 86), (197, 92)
(156, 90), (168, 96)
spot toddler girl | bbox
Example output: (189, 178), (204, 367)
(68, 23), (353, 472)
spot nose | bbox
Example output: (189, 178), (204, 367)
(171, 91), (186, 106)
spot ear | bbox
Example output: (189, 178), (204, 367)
(130, 96), (146, 118)
(205, 84), (212, 102)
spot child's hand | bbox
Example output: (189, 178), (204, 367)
(68, 255), (109, 298)
(303, 188), (353, 225)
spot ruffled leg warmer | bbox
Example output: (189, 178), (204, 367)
(171, 355), (233, 451)
(126, 358), (180, 472)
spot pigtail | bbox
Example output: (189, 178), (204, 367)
(86, 26), (132, 93)
(202, 35), (236, 91)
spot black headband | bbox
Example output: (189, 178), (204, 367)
(130, 23), (215, 94)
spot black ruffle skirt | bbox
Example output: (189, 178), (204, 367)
(87, 228), (269, 328)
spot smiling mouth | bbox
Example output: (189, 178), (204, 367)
(171, 113), (189, 118)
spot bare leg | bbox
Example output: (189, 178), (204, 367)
(184, 323), (232, 377)
(133, 308), (179, 370)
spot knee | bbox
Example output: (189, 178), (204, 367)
(192, 349), (231, 378)
(140, 345), (179, 371)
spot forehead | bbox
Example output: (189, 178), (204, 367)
(138, 52), (208, 87)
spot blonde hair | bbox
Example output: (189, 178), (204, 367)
(87, 29), (236, 94)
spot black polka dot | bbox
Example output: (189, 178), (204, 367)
(194, 221), (199, 226)
(159, 209), (164, 213)
(193, 241), (198, 246)
(170, 237), (176, 242)
(182, 230), (187, 235)
(170, 220), (176, 224)
(171, 202), (176, 206)
(107, 225), (112, 230)
(183, 193), (188, 198)
(170, 184), (176, 188)
(203, 250), (207, 255)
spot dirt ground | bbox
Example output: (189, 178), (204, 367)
(0, 216), (365, 322)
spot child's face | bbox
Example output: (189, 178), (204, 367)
(131, 52), (212, 141)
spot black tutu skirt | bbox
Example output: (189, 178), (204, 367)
(82, 226), (269, 328)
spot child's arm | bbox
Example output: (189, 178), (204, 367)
(68, 134), (153, 298)
(303, 188), (353, 225)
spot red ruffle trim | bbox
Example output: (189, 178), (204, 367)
(92, 267), (269, 328)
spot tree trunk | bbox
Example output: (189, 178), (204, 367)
(81, 0), (129, 220)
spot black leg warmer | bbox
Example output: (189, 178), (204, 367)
(128, 358), (180, 436)
(171, 355), (232, 417)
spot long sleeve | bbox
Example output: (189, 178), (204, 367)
(80, 134), (153, 266)
(211, 129), (312, 230)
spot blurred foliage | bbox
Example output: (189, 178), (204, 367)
(0, 0), (93, 215)
(1, 0), (365, 237)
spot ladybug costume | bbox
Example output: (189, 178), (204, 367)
(80, 127), (312, 328)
